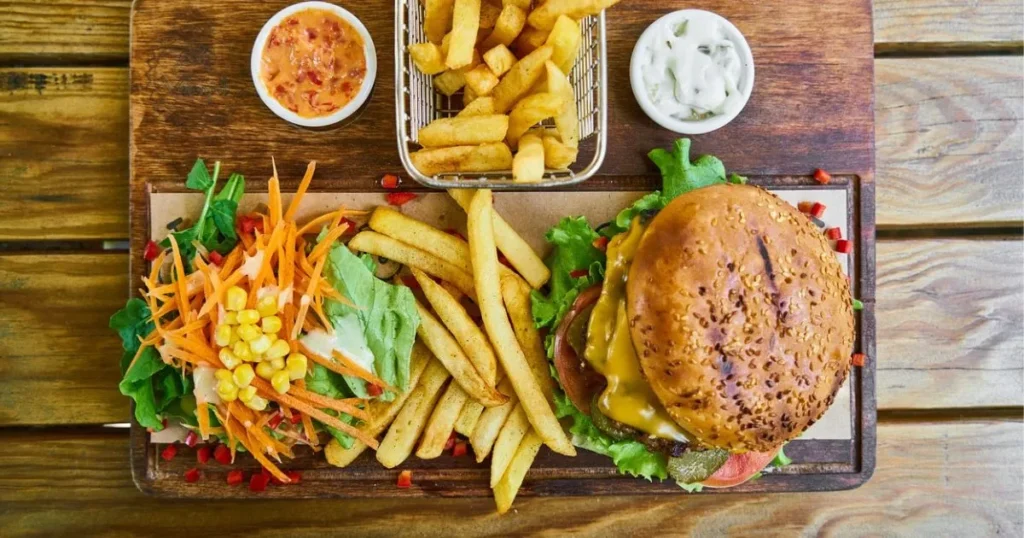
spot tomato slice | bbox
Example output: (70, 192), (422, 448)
(701, 448), (780, 488)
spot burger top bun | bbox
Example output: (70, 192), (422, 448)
(626, 184), (855, 453)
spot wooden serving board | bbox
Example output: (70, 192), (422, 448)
(129, 0), (876, 498)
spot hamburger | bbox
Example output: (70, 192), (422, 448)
(531, 139), (855, 490)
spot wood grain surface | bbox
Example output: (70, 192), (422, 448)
(129, 0), (874, 189)
(875, 0), (1024, 51)
(0, 254), (128, 426)
(1, 420), (1020, 536)
(876, 238), (1024, 409)
(0, 68), (129, 241)
(876, 57), (1024, 228)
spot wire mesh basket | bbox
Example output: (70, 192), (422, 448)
(395, 2), (608, 189)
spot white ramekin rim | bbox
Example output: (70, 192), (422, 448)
(251, 1), (377, 128)
(630, 9), (755, 135)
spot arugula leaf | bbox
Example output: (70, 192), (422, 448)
(160, 160), (245, 272)
(209, 199), (239, 243)
(185, 158), (213, 191)
(110, 298), (155, 375)
(117, 347), (168, 430)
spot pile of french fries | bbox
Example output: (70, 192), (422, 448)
(324, 189), (574, 513)
(407, 0), (620, 181)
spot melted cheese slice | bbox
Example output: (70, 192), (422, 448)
(584, 219), (690, 442)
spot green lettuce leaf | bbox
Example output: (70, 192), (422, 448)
(650, 138), (729, 200)
(771, 445), (793, 467)
(530, 216), (605, 329)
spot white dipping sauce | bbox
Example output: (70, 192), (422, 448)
(638, 13), (745, 121)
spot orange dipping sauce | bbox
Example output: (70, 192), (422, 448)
(260, 9), (367, 118)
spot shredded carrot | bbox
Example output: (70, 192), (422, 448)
(268, 175), (283, 229)
(331, 350), (398, 393)
(296, 381), (318, 449)
(251, 379), (379, 449)
(297, 343), (395, 393)
(289, 385), (370, 420)
(296, 210), (340, 237)
(148, 251), (166, 284)
(224, 416), (290, 483)
(166, 234), (191, 323)
(311, 296), (333, 336)
(197, 401), (211, 440)
(284, 161), (317, 222)
(307, 222), (350, 263)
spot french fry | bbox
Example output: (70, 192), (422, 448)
(425, 0), (456, 44)
(376, 358), (452, 468)
(542, 134), (578, 168)
(491, 45), (553, 113)
(411, 143), (513, 176)
(470, 377), (519, 461)
(490, 403), (530, 487)
(416, 381), (470, 458)
(454, 399), (486, 436)
(480, 5), (527, 50)
(415, 302), (509, 406)
(482, 44), (517, 77)
(408, 42), (447, 75)
(458, 96), (496, 117)
(512, 133), (545, 182)
(448, 189), (551, 288)
(493, 431), (543, 514)
(503, 0), (531, 9)
(464, 65), (501, 96)
(507, 92), (563, 148)
(369, 206), (471, 269)
(467, 190), (574, 456)
(527, 0), (621, 31)
(512, 26), (549, 57)
(464, 84), (479, 107)
(479, 0), (502, 29)
(412, 268), (499, 385)
(544, 61), (579, 148)
(446, 0), (481, 69)
(499, 274), (554, 401)
(324, 345), (432, 468)
(348, 231), (477, 298)
(433, 69), (467, 96)
(418, 115), (509, 147)
(545, 15), (581, 73)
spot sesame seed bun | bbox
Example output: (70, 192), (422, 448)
(626, 184), (855, 453)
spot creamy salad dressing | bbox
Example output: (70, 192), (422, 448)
(300, 317), (376, 374)
(639, 14), (745, 120)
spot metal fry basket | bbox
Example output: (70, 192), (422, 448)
(395, 2), (608, 189)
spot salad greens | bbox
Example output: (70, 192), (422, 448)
(530, 139), (775, 486)
(161, 159), (246, 272)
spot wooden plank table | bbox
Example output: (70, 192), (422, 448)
(1, 0), (1021, 534)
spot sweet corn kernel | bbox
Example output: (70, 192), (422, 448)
(270, 356), (286, 371)
(286, 353), (308, 381)
(215, 369), (234, 383)
(261, 315), (282, 335)
(238, 385), (257, 403)
(246, 395), (269, 411)
(229, 329), (241, 345)
(214, 324), (233, 347)
(232, 341), (253, 361)
(249, 334), (272, 354)
(226, 286), (247, 311)
(216, 381), (238, 402)
(237, 323), (261, 342)
(267, 333), (278, 344)
(256, 360), (276, 380)
(218, 348), (241, 370)
(237, 309), (260, 325)
(222, 311), (238, 325)
(266, 339), (291, 360)
(271, 370), (291, 394)
(256, 295), (279, 317)
(232, 364), (255, 388)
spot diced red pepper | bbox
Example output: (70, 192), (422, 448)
(444, 432), (457, 452)
(285, 471), (302, 484)
(401, 275), (421, 289)
(340, 217), (358, 234)
(214, 444), (232, 465)
(570, 269), (589, 279)
(445, 228), (467, 241)
(249, 472), (269, 492)
(835, 239), (854, 254)
(143, 240), (161, 261)
(813, 168), (832, 185)
(184, 468), (201, 483)
(367, 384), (383, 397)
(826, 227), (842, 241)
(226, 469), (245, 486)
(592, 236), (609, 251)
(797, 201), (814, 214)
(197, 445), (211, 464)
(184, 430), (198, 448)
(161, 444), (178, 461)
(289, 412), (303, 425)
(381, 174), (401, 190)
(386, 192), (418, 207)
(208, 250), (224, 266)
(452, 441), (468, 458)
(396, 470), (413, 489)
(238, 215), (260, 234)
(810, 202), (826, 219)
(851, 353), (866, 367)
(268, 412), (284, 430)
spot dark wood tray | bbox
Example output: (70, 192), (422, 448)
(129, 0), (876, 498)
